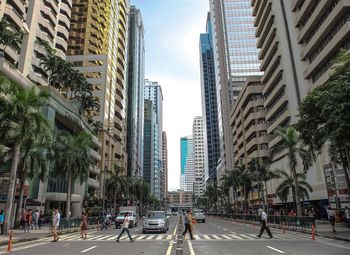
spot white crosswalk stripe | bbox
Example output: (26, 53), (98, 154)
(42, 232), (311, 242)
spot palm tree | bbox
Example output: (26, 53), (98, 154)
(52, 131), (93, 219)
(0, 18), (23, 54)
(204, 183), (218, 211)
(14, 123), (52, 226)
(248, 159), (280, 210)
(105, 165), (128, 213)
(273, 126), (315, 216)
(0, 76), (49, 233)
(275, 170), (313, 206)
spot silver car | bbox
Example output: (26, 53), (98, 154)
(193, 209), (206, 223)
(142, 211), (169, 233)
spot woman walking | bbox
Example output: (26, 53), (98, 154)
(80, 212), (88, 239)
(116, 212), (134, 242)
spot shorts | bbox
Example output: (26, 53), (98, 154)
(329, 216), (335, 225)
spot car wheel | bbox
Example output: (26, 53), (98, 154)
(142, 229), (147, 234)
(135, 222), (137, 227)
(203, 220), (205, 223)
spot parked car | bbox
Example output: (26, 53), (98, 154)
(193, 209), (205, 223)
(142, 211), (169, 233)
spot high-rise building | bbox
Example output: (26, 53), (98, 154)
(162, 132), (168, 199)
(143, 99), (155, 194)
(199, 13), (220, 184)
(66, 0), (130, 197)
(144, 80), (163, 199)
(180, 136), (194, 192)
(126, 6), (145, 177)
(193, 117), (205, 198)
(209, 0), (262, 181)
(251, 0), (350, 207)
(0, 0), (72, 85)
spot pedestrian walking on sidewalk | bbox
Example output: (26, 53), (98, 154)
(344, 207), (350, 227)
(80, 212), (88, 239)
(0, 210), (4, 235)
(326, 206), (336, 233)
(38, 211), (44, 229)
(25, 209), (32, 233)
(116, 212), (134, 242)
(51, 208), (60, 242)
(182, 209), (195, 240)
(33, 210), (39, 230)
(257, 209), (273, 239)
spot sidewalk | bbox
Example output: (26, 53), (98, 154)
(0, 227), (51, 246)
(315, 222), (350, 242)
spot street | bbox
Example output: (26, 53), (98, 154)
(1, 216), (349, 255)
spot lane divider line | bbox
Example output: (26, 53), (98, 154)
(166, 219), (178, 255)
(188, 240), (196, 255)
(266, 246), (285, 254)
(81, 246), (98, 253)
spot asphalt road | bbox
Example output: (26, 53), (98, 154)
(1, 216), (349, 255)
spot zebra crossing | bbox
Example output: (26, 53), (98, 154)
(52, 232), (310, 242)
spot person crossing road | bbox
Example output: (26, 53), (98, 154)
(257, 209), (273, 239)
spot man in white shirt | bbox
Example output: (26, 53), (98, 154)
(345, 207), (350, 226)
(326, 206), (336, 233)
(52, 208), (60, 242)
(257, 209), (273, 238)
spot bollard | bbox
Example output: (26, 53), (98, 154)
(7, 230), (13, 252)
(311, 224), (315, 240)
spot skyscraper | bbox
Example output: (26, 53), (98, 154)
(162, 132), (168, 199)
(126, 6), (145, 178)
(193, 117), (205, 198)
(180, 136), (194, 192)
(209, 0), (261, 180)
(143, 99), (155, 194)
(66, 0), (130, 197)
(144, 80), (163, 199)
(199, 13), (221, 184)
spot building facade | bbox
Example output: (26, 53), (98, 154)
(162, 132), (168, 199)
(251, 0), (350, 207)
(180, 136), (194, 192)
(144, 80), (163, 199)
(199, 13), (221, 184)
(66, 0), (130, 198)
(143, 99), (155, 194)
(192, 117), (206, 198)
(126, 6), (145, 177)
(167, 190), (193, 208)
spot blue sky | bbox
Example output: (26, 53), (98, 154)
(131, 0), (209, 191)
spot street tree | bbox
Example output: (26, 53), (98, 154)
(273, 126), (315, 216)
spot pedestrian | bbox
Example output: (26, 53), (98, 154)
(116, 212), (134, 242)
(344, 206), (350, 226)
(257, 209), (273, 239)
(326, 206), (336, 233)
(20, 209), (26, 231)
(288, 209), (296, 217)
(38, 211), (44, 229)
(80, 212), (88, 239)
(182, 209), (195, 240)
(0, 210), (4, 235)
(33, 210), (39, 230)
(51, 208), (60, 242)
(25, 209), (32, 233)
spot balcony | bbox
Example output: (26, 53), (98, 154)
(90, 149), (101, 161)
(88, 178), (99, 189)
(4, 5), (23, 30)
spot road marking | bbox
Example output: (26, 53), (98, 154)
(240, 234), (254, 239)
(194, 234), (200, 239)
(266, 246), (285, 254)
(166, 219), (178, 255)
(221, 234), (232, 240)
(156, 234), (164, 240)
(81, 246), (98, 253)
(230, 231), (236, 234)
(203, 234), (210, 240)
(146, 234), (155, 240)
(9, 242), (47, 252)
(107, 236), (116, 240)
(222, 228), (227, 231)
(211, 235), (221, 239)
(96, 235), (112, 240)
(188, 240), (196, 255)
(136, 235), (147, 240)
(87, 235), (104, 240)
(228, 234), (243, 239)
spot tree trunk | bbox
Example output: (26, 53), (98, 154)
(4, 145), (21, 234)
(291, 166), (302, 217)
(14, 172), (26, 227)
(113, 189), (117, 214)
(65, 172), (72, 219)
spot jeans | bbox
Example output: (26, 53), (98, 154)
(182, 223), (194, 239)
(258, 221), (272, 237)
(117, 227), (132, 241)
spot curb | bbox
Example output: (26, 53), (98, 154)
(317, 234), (350, 243)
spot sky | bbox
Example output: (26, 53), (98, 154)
(131, 0), (210, 191)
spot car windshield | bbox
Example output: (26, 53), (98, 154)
(118, 211), (132, 217)
(147, 212), (165, 219)
(194, 210), (204, 214)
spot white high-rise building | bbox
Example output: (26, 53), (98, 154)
(193, 117), (205, 198)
